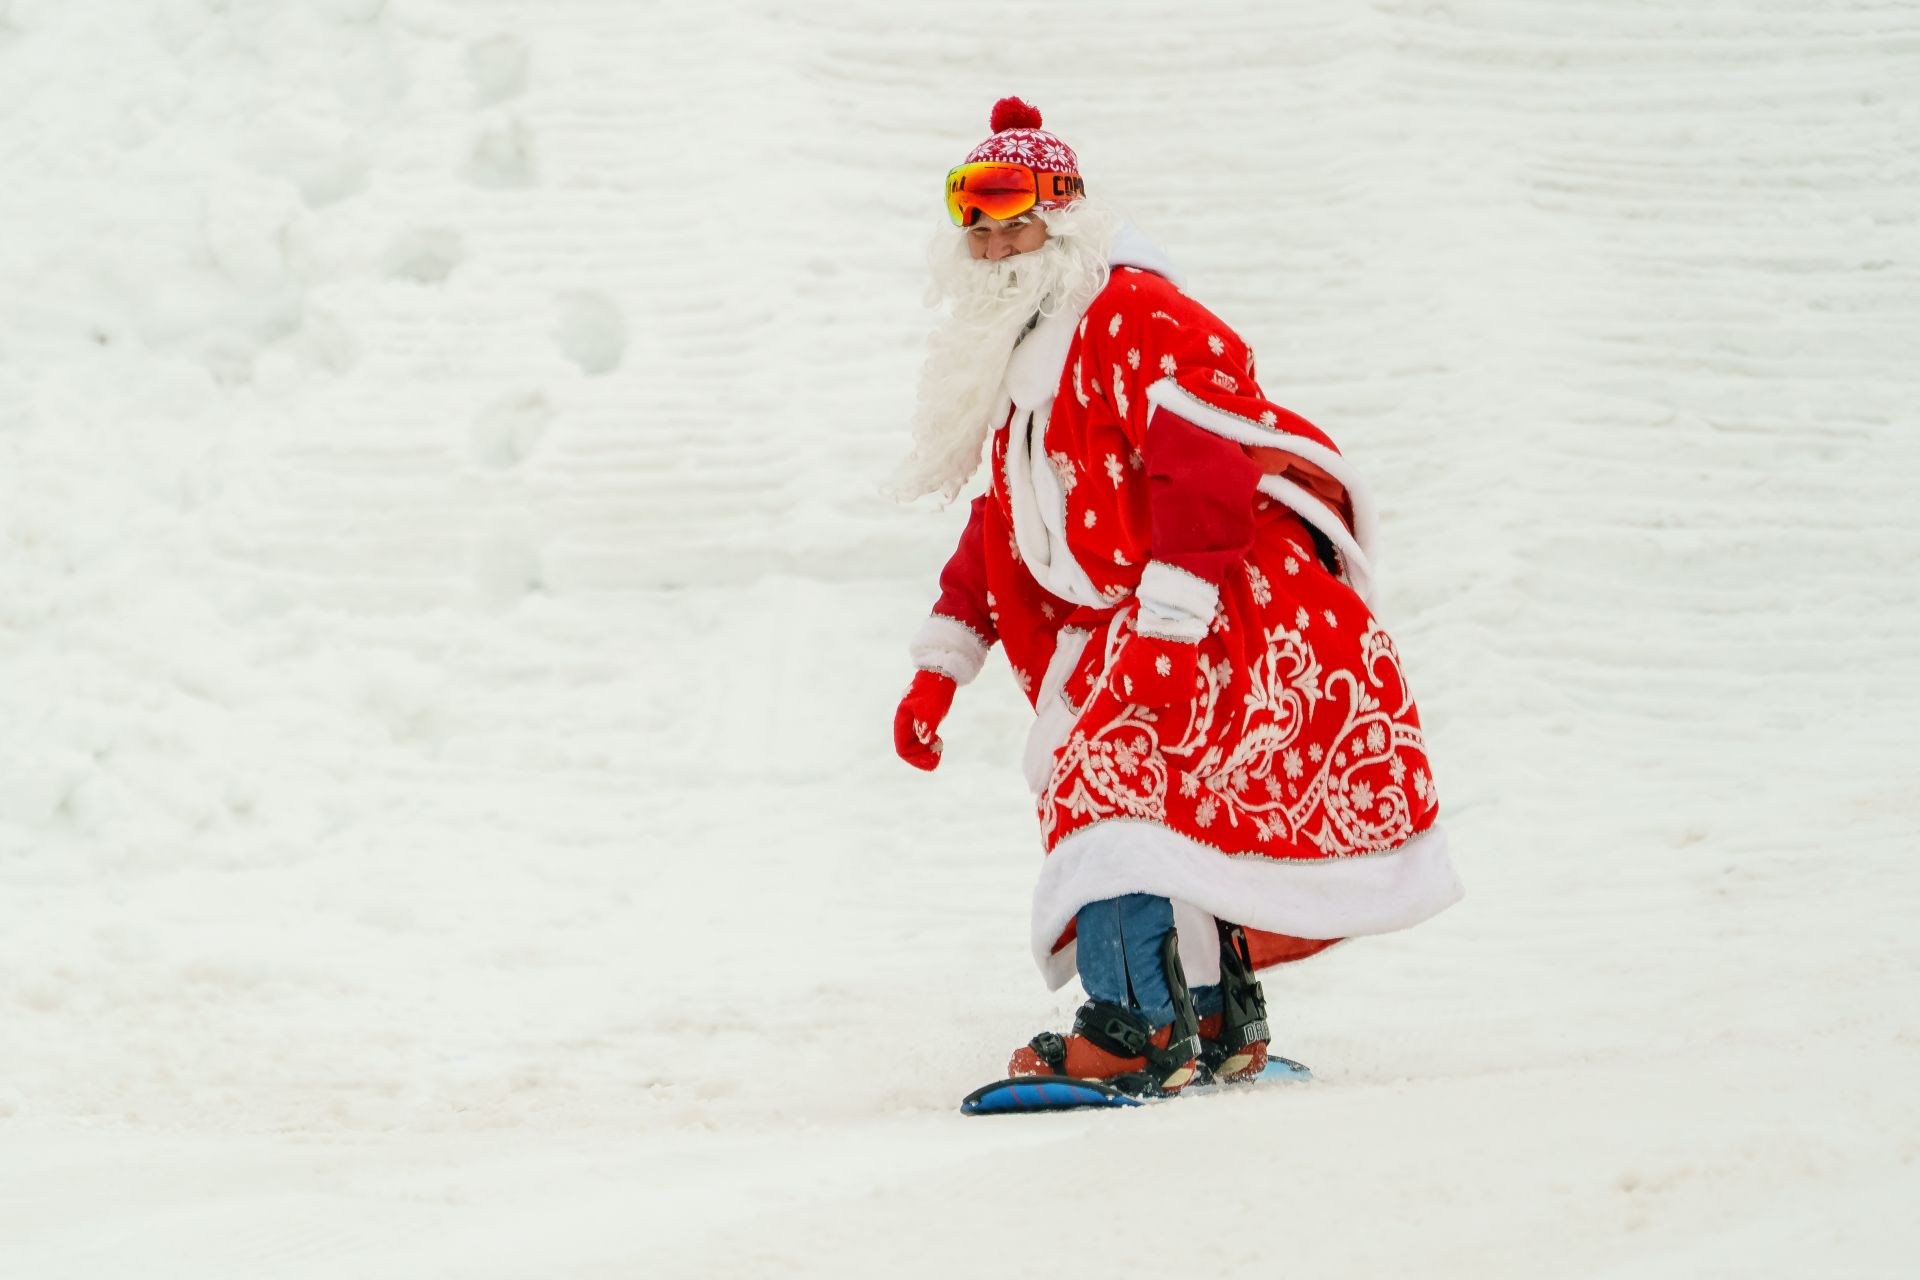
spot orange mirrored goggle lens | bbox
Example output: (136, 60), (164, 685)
(945, 162), (1084, 227)
(946, 163), (1035, 226)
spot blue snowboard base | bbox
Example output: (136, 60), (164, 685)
(959, 1056), (1312, 1115)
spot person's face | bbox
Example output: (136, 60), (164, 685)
(966, 212), (1049, 260)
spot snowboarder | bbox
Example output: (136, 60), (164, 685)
(894, 98), (1464, 1097)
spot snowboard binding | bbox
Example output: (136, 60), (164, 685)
(1012, 930), (1203, 1097)
(972, 919), (1305, 1114)
(1198, 920), (1271, 1084)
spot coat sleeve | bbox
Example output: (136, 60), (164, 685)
(908, 494), (997, 684)
(1078, 276), (1273, 641)
(1133, 405), (1261, 641)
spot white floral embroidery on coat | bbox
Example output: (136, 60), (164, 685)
(1246, 564), (1272, 607)
(1040, 620), (1426, 858)
(1049, 451), (1078, 494)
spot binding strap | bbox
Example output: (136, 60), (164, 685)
(1074, 1001), (1154, 1059)
(1066, 928), (1204, 1090)
(1026, 1030), (1069, 1075)
(1215, 921), (1271, 1050)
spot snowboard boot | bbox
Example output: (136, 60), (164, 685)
(1198, 921), (1271, 1084)
(1007, 931), (1202, 1097)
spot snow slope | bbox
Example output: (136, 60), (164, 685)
(2, 0), (1917, 1275)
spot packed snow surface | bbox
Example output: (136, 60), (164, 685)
(3, 1), (1918, 1275)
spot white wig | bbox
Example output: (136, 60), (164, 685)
(893, 198), (1123, 503)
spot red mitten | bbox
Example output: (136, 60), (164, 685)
(893, 670), (958, 771)
(1103, 631), (1199, 709)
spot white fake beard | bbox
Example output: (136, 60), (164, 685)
(892, 202), (1120, 502)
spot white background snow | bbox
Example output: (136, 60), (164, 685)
(2, 0), (1917, 1274)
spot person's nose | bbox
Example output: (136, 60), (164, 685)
(985, 233), (1017, 261)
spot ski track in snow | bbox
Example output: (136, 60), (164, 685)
(2, 1), (1918, 1275)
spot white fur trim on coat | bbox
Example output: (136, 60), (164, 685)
(1108, 225), (1186, 287)
(1022, 626), (1098, 793)
(1134, 561), (1218, 643)
(1004, 309), (1079, 412)
(910, 614), (991, 685)
(1032, 821), (1462, 989)
(1003, 408), (1112, 609)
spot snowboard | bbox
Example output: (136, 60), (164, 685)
(959, 1055), (1312, 1115)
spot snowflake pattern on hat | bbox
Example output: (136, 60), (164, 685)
(960, 97), (1084, 208)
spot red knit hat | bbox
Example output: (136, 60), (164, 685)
(960, 97), (1084, 209)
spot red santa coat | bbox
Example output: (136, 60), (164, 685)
(910, 238), (1462, 989)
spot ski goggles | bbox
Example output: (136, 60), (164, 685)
(945, 162), (1085, 227)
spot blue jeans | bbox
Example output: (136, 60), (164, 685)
(1076, 894), (1222, 1028)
